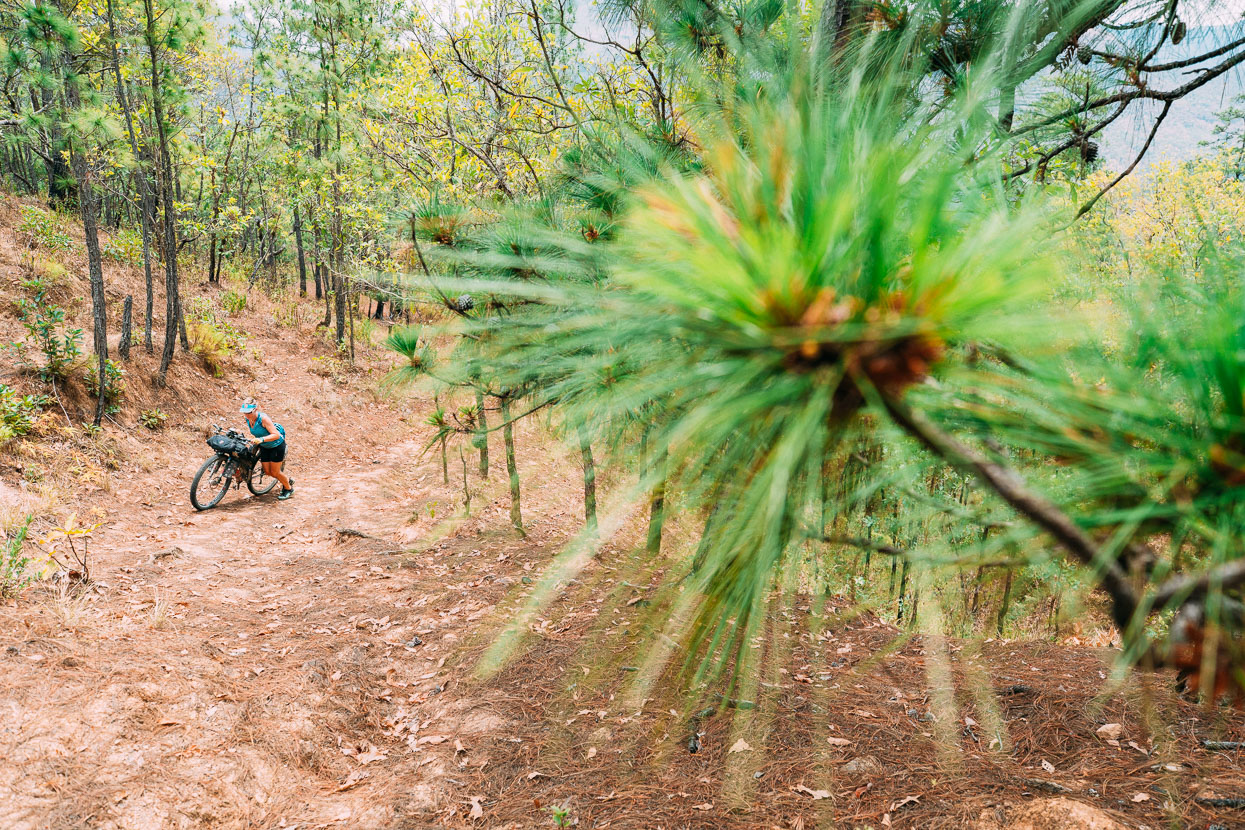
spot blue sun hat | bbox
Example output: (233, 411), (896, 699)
(239, 401), (258, 414)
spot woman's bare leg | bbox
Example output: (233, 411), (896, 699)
(264, 460), (291, 490)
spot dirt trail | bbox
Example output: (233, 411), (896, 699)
(0, 299), (559, 829)
(1, 320), (1244, 829)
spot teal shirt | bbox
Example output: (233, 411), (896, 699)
(248, 411), (284, 447)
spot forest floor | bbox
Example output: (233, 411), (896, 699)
(0, 198), (1244, 829)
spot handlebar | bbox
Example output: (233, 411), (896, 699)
(211, 424), (257, 443)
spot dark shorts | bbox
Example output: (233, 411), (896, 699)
(259, 442), (286, 463)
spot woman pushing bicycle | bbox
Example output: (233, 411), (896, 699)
(240, 398), (294, 501)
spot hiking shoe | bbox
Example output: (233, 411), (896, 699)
(278, 488), (294, 501)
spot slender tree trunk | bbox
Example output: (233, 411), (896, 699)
(145, 0), (180, 383)
(897, 558), (910, 622)
(691, 500), (723, 574)
(646, 446), (668, 555)
(178, 300), (189, 351)
(460, 444), (471, 515)
(440, 436), (449, 485)
(208, 232), (217, 284)
(475, 387), (488, 478)
(500, 395), (524, 537)
(997, 567), (1015, 637)
(334, 271), (346, 346)
(346, 276), (355, 360)
(38, 53), (72, 206)
(321, 264), (332, 328)
(293, 205), (307, 296)
(63, 72), (108, 426)
(578, 426), (597, 534)
(119, 296), (132, 360)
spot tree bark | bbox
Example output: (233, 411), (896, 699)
(145, 0), (181, 384)
(63, 69), (108, 426)
(475, 387), (488, 478)
(293, 204), (307, 296)
(578, 426), (597, 534)
(500, 395), (524, 537)
(119, 295), (132, 360)
(646, 446), (668, 555)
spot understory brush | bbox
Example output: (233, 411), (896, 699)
(1, 515), (36, 598)
(18, 205), (71, 253)
(0, 384), (50, 443)
(83, 359), (125, 413)
(13, 274), (83, 382)
(186, 297), (246, 376)
(102, 228), (143, 266)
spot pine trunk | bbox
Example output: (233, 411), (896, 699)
(578, 426), (597, 534)
(475, 387), (488, 478)
(145, 0), (180, 383)
(105, 0), (155, 355)
(119, 296), (132, 360)
(64, 70), (108, 426)
(997, 567), (1015, 637)
(294, 205), (307, 296)
(500, 396), (524, 537)
(646, 446), (668, 555)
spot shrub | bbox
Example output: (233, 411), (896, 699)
(1, 515), (37, 598)
(139, 408), (167, 430)
(83, 358), (126, 403)
(187, 298), (245, 349)
(273, 299), (301, 329)
(356, 314), (376, 346)
(31, 256), (69, 287)
(0, 385), (49, 443)
(18, 206), (71, 253)
(15, 275), (82, 381)
(222, 289), (247, 314)
(102, 228), (144, 266)
(188, 320), (233, 376)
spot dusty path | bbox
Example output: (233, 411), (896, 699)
(2, 342), (1244, 829)
(0, 334), (580, 829)
(3, 417), (435, 827)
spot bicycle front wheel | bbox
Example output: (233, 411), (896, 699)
(191, 455), (231, 510)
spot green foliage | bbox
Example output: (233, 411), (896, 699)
(355, 314), (376, 346)
(273, 299), (301, 329)
(83, 358), (125, 403)
(139, 408), (167, 430)
(31, 255), (69, 287)
(188, 321), (234, 377)
(964, 263), (1245, 574)
(0, 385), (49, 443)
(1, 515), (37, 599)
(15, 275), (83, 381)
(413, 197), (467, 247)
(102, 228), (143, 266)
(221, 289), (247, 314)
(547, 805), (571, 828)
(470, 51), (1055, 675)
(382, 325), (433, 389)
(18, 206), (71, 253)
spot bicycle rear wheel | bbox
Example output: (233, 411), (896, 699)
(191, 456), (231, 510)
(247, 460), (279, 496)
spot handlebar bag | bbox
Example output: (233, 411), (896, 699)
(207, 434), (249, 455)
